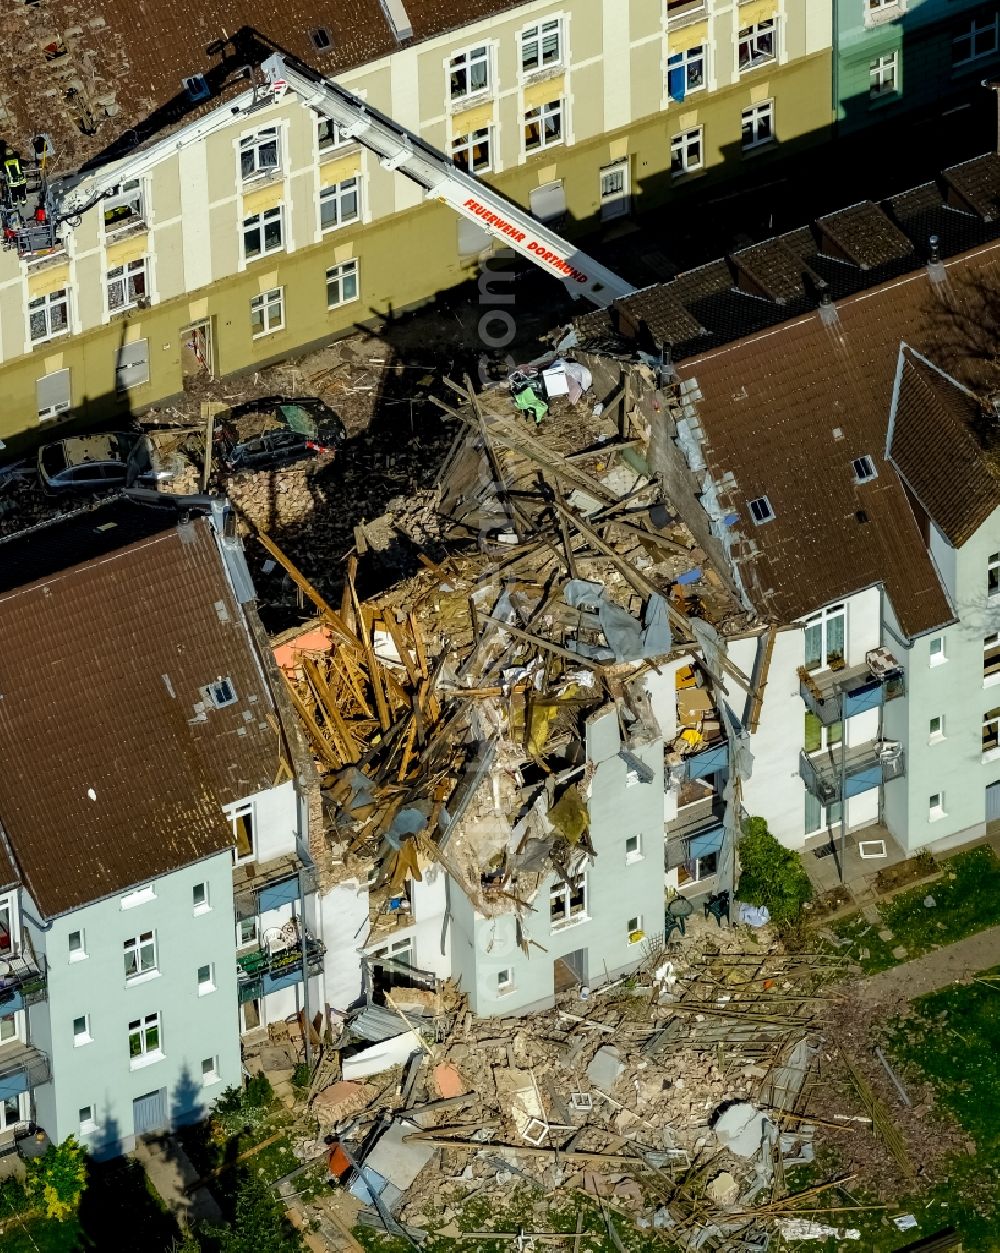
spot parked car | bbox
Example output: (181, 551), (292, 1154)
(215, 396), (347, 472)
(37, 430), (180, 493)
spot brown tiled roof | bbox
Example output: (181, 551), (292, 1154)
(0, 497), (281, 916)
(887, 346), (1000, 548)
(0, 0), (531, 174)
(672, 241), (1000, 638)
(815, 201), (914, 270)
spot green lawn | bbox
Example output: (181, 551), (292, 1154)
(825, 845), (1000, 973)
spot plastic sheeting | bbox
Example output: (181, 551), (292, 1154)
(563, 580), (671, 663)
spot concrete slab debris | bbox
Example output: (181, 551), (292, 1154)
(586, 1046), (625, 1093)
(712, 1101), (773, 1158)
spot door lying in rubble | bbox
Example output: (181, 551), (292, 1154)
(554, 947), (587, 994)
(181, 320), (214, 384)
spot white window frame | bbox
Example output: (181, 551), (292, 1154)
(106, 258), (147, 314)
(520, 18), (563, 75)
(600, 162), (630, 220)
(738, 19), (777, 73)
(36, 368), (71, 422)
(319, 178), (361, 233)
(853, 454), (878, 482)
(451, 127), (493, 174)
(128, 1011), (163, 1068)
(667, 45), (706, 99)
(625, 833), (642, 864)
(237, 916), (259, 950)
(197, 962), (216, 996)
(448, 45), (491, 102)
(201, 1055), (221, 1087)
(371, 936), (415, 967)
(989, 552), (1000, 599)
(0, 895), (16, 957)
(549, 876), (588, 930)
(497, 967), (514, 996)
(240, 127), (280, 182)
(929, 635), (947, 666)
(986, 633), (1000, 686)
(670, 126), (703, 176)
(193, 882), (211, 915)
(242, 205), (284, 262)
(121, 884), (156, 910)
(524, 100), (564, 154)
(741, 99), (775, 151)
(73, 1014), (92, 1047)
(123, 930), (157, 983)
(78, 1105), (99, 1136)
(929, 714), (945, 744)
(0, 1011), (18, 1044)
(229, 802), (256, 863)
(953, 15), (999, 67)
(749, 494), (775, 524)
(317, 116), (348, 154)
(68, 928), (87, 962)
(985, 709), (1000, 759)
(929, 792), (946, 821)
(28, 289), (70, 344)
(627, 914), (644, 944)
(326, 260), (360, 310)
(803, 603), (846, 673)
(103, 179), (145, 235)
(869, 53), (898, 100)
(250, 288), (284, 339)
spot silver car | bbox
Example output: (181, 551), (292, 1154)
(37, 431), (180, 493)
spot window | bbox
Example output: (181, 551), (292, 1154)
(68, 929), (86, 961)
(320, 178), (360, 231)
(804, 710), (843, 754)
(670, 127), (703, 175)
(123, 930), (157, 981)
(451, 128), (492, 173)
(230, 804), (255, 862)
(748, 494), (775, 524)
(371, 936), (416, 968)
(121, 884), (156, 910)
(202, 677), (236, 709)
(803, 603), (846, 672)
(865, 0), (898, 9)
(78, 1105), (98, 1135)
(36, 368), (71, 421)
(73, 1015), (91, 1047)
(929, 792), (945, 821)
(28, 289), (69, 343)
(741, 100), (775, 150)
(929, 715), (945, 742)
(242, 206), (283, 261)
(106, 258), (147, 313)
(667, 46), (705, 102)
(449, 46), (490, 100)
(497, 967), (514, 995)
(549, 876), (587, 928)
(103, 179), (144, 233)
(311, 27), (332, 52)
(128, 1012), (162, 1064)
(250, 288), (284, 338)
(853, 455), (878, 483)
(627, 915), (644, 944)
(240, 127), (280, 181)
(0, 899), (12, 955)
(0, 1014), (14, 1043)
(953, 15), (999, 66)
(869, 54), (897, 99)
(326, 260), (360, 309)
(201, 1056), (220, 1086)
(986, 634), (1000, 682)
(985, 709), (1000, 757)
(237, 917), (259, 949)
(625, 833), (642, 863)
(739, 20), (776, 72)
(929, 635), (946, 666)
(183, 75), (210, 102)
(989, 553), (1000, 598)
(524, 100), (563, 152)
(521, 19), (562, 73)
(804, 794), (843, 836)
(318, 117), (347, 153)
(193, 882), (210, 914)
(600, 163), (630, 220)
(197, 963), (216, 995)
(115, 338), (150, 392)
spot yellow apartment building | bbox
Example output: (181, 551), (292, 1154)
(0, 0), (833, 445)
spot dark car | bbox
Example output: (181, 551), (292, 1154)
(37, 430), (181, 493)
(216, 396), (347, 472)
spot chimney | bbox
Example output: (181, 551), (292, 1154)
(818, 288), (838, 328)
(928, 234), (940, 263)
(927, 233), (946, 287)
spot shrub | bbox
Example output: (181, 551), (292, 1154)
(291, 1063), (311, 1092)
(214, 1169), (303, 1253)
(737, 816), (813, 927)
(23, 1136), (87, 1221)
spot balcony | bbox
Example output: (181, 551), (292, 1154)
(233, 856), (317, 915)
(0, 1042), (50, 1102)
(680, 738), (729, 781)
(0, 951), (47, 1016)
(799, 741), (905, 805)
(666, 790), (725, 873)
(237, 926), (325, 1005)
(799, 654), (904, 726)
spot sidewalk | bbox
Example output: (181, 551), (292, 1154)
(860, 921), (1000, 1002)
(133, 1135), (222, 1228)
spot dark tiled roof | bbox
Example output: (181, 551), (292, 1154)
(0, 497), (281, 916)
(671, 243), (1000, 637)
(815, 201), (915, 270)
(887, 346), (1000, 548)
(0, 0), (531, 174)
(730, 238), (824, 305)
(942, 153), (1000, 223)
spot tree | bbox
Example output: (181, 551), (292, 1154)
(737, 816), (813, 926)
(23, 1136), (87, 1221)
(215, 1169), (303, 1253)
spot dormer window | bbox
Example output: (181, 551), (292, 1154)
(202, 677), (237, 709)
(749, 495), (775, 524)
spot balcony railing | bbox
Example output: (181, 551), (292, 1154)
(680, 739), (729, 781)
(798, 657), (904, 726)
(237, 933), (325, 1005)
(0, 1043), (50, 1101)
(799, 741), (905, 805)
(0, 952), (47, 1016)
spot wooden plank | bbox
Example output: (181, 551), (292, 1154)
(350, 578), (391, 733)
(255, 530), (363, 657)
(383, 612), (421, 686)
(303, 657), (360, 765)
(479, 613), (602, 671)
(283, 675), (342, 771)
(747, 624), (778, 734)
(409, 612), (429, 679)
